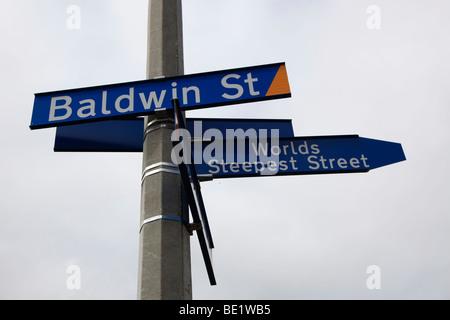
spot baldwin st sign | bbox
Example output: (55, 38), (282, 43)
(30, 62), (291, 129)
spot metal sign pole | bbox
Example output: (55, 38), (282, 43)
(172, 99), (216, 285)
(137, 0), (192, 300)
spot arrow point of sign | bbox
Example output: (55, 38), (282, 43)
(265, 64), (291, 97)
(361, 137), (406, 170)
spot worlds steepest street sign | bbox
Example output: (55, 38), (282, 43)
(192, 135), (406, 179)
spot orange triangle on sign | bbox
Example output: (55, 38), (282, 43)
(265, 64), (291, 97)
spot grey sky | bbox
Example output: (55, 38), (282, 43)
(1, 0), (449, 299)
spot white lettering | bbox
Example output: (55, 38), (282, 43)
(367, 5), (381, 30)
(208, 160), (220, 174)
(361, 154), (370, 168)
(242, 162), (252, 172)
(289, 157), (298, 170)
(179, 305), (214, 317)
(259, 134), (279, 176)
(101, 91), (110, 115)
(171, 129), (192, 165)
(77, 99), (96, 118)
(115, 88), (134, 113)
(66, 5), (81, 30)
(66, 265), (81, 290)
(251, 142), (269, 156)
(308, 155), (369, 170)
(219, 161), (229, 173)
(271, 145), (281, 156)
(350, 158), (360, 168)
(223, 305), (270, 316)
(311, 144), (320, 154)
(338, 158), (348, 169)
(279, 160), (288, 171)
(244, 72), (260, 96)
(298, 141), (309, 155)
(289, 141), (298, 155)
(172, 82), (178, 100)
(266, 160), (278, 172)
(139, 90), (166, 109)
(192, 121), (203, 165)
(254, 162), (264, 173)
(366, 265), (381, 289)
(203, 129), (223, 165)
(182, 86), (201, 105)
(308, 155), (320, 170)
(226, 128), (258, 164)
(49, 96), (72, 121)
(221, 74), (244, 99)
(229, 162), (240, 173)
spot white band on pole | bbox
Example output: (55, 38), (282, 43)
(140, 215), (187, 233)
(141, 162), (180, 184)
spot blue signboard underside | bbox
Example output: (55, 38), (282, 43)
(54, 118), (294, 152)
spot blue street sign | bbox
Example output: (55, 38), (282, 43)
(31, 62), (291, 129)
(54, 118), (294, 152)
(186, 118), (294, 139)
(193, 135), (406, 179)
(55, 119), (144, 152)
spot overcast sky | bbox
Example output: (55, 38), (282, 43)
(1, 0), (449, 299)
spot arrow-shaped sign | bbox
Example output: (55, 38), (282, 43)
(192, 135), (406, 179)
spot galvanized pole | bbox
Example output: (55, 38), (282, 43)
(137, 0), (192, 300)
